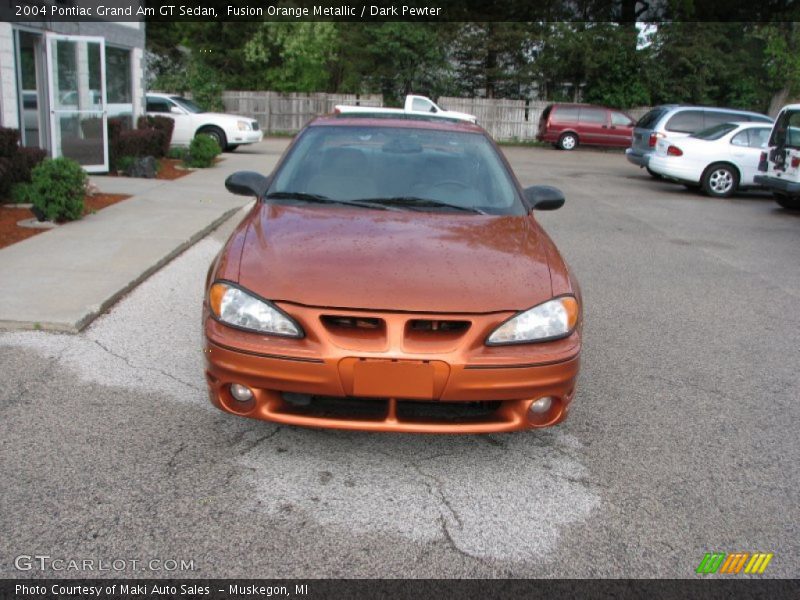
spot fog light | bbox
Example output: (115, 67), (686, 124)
(529, 396), (554, 414)
(230, 383), (254, 402)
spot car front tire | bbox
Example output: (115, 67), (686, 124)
(197, 126), (227, 152)
(558, 132), (578, 151)
(702, 163), (739, 198)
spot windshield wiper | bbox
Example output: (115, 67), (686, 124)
(353, 196), (487, 214)
(265, 191), (395, 211)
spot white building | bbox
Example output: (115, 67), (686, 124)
(0, 13), (146, 172)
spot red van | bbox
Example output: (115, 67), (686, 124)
(537, 103), (635, 150)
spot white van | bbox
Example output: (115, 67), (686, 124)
(754, 104), (800, 209)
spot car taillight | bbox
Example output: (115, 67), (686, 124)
(667, 145), (683, 156)
(760, 152), (767, 163)
(648, 133), (659, 147)
(792, 156), (800, 168)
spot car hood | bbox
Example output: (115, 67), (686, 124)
(237, 204), (553, 313)
(201, 112), (252, 123)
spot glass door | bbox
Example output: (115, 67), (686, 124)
(45, 34), (108, 172)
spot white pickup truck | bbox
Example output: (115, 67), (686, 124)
(335, 95), (477, 123)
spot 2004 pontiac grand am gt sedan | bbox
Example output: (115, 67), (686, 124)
(203, 114), (582, 433)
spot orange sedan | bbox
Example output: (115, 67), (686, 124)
(203, 115), (582, 433)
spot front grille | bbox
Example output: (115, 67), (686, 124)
(408, 319), (470, 333)
(396, 400), (501, 421)
(321, 315), (384, 330)
(279, 394), (503, 423)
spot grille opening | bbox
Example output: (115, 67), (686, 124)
(396, 400), (501, 421)
(281, 393), (387, 419)
(321, 315), (384, 330)
(408, 319), (470, 333)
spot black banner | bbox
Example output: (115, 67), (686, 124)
(2, 0), (800, 23)
(2, 579), (800, 600)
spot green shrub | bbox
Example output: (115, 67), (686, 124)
(167, 146), (188, 160)
(185, 134), (220, 168)
(27, 158), (86, 222)
(10, 147), (47, 184)
(116, 156), (136, 173)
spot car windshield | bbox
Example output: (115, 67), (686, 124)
(268, 125), (525, 215)
(171, 96), (205, 113)
(690, 123), (738, 140)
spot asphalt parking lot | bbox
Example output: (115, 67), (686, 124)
(1, 141), (798, 578)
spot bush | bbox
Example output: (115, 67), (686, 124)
(107, 117), (129, 172)
(167, 146), (188, 160)
(27, 158), (87, 222)
(114, 129), (163, 167)
(136, 115), (174, 157)
(10, 147), (47, 185)
(0, 127), (20, 158)
(185, 134), (220, 168)
(116, 156), (136, 173)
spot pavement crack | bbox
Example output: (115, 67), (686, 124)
(238, 426), (283, 455)
(166, 442), (187, 472)
(88, 337), (203, 393)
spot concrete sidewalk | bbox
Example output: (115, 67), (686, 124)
(0, 139), (288, 332)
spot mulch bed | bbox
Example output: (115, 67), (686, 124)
(157, 158), (191, 180)
(0, 193), (130, 250)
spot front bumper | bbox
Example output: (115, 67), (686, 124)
(203, 303), (581, 433)
(754, 175), (800, 194)
(625, 147), (650, 167)
(230, 130), (264, 145)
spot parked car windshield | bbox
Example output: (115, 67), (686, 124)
(690, 123), (738, 140)
(268, 125), (525, 215)
(171, 96), (205, 113)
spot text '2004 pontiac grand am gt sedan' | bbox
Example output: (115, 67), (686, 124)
(203, 114), (582, 433)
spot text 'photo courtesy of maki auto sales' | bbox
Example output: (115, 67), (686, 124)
(202, 113), (582, 433)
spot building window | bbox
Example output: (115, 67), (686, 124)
(106, 46), (133, 126)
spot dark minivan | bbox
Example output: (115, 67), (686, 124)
(537, 103), (635, 150)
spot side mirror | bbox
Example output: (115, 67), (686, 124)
(225, 171), (271, 197)
(523, 185), (565, 211)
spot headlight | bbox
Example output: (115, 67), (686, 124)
(236, 120), (251, 131)
(486, 296), (579, 345)
(208, 282), (302, 337)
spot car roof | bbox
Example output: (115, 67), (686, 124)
(656, 104), (766, 116)
(309, 114), (486, 134)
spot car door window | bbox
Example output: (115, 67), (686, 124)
(412, 98), (435, 112)
(579, 108), (607, 124)
(665, 110), (704, 133)
(611, 112), (632, 126)
(731, 130), (750, 147)
(704, 111), (738, 128)
(146, 98), (172, 113)
(554, 106), (580, 122)
(749, 128), (771, 148)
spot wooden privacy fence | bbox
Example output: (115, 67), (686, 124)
(221, 91), (652, 141)
(221, 92), (383, 133)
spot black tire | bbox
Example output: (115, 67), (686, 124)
(774, 193), (800, 210)
(701, 163), (739, 198)
(558, 132), (578, 151)
(225, 144), (240, 152)
(646, 167), (662, 179)
(197, 126), (226, 151)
